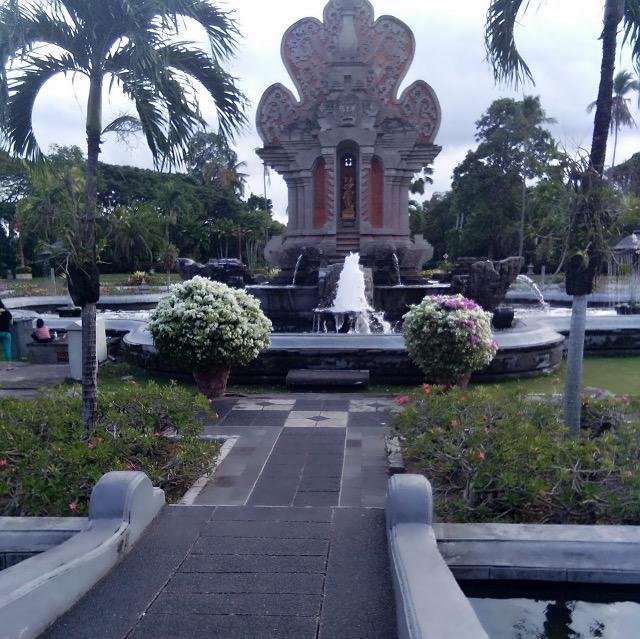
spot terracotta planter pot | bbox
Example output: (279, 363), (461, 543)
(193, 367), (230, 401)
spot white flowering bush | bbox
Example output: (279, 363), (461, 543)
(403, 294), (498, 385)
(148, 276), (272, 371)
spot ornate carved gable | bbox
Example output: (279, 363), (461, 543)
(256, 0), (441, 146)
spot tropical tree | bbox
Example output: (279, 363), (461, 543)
(0, 0), (246, 433)
(588, 70), (638, 167)
(485, 0), (640, 434)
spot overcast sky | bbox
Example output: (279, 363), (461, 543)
(30, 0), (640, 223)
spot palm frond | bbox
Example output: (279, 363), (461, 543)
(155, 0), (240, 59)
(4, 52), (78, 161)
(102, 114), (143, 139)
(624, 0), (640, 70)
(157, 42), (247, 139)
(485, 0), (534, 87)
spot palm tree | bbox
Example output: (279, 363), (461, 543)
(588, 70), (638, 167)
(0, 0), (246, 433)
(485, 0), (640, 435)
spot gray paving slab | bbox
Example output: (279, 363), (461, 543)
(319, 508), (396, 639)
(179, 554), (327, 574)
(0, 362), (69, 392)
(200, 520), (331, 539)
(41, 506), (213, 639)
(129, 612), (318, 639)
(210, 506), (333, 522)
(149, 591), (321, 616)
(191, 537), (329, 556)
(166, 572), (325, 595)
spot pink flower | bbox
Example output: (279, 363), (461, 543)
(476, 450), (486, 461)
(450, 419), (459, 428)
(483, 427), (490, 434)
(422, 384), (432, 395)
(396, 395), (411, 405)
(127, 463), (135, 471)
(0, 459), (7, 467)
(623, 470), (633, 478)
(154, 432), (162, 438)
(69, 501), (78, 511)
(469, 334), (478, 345)
(87, 442), (95, 450)
(517, 411), (524, 417)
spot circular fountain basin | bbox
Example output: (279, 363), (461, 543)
(122, 317), (565, 385)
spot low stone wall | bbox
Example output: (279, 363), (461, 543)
(0, 472), (165, 639)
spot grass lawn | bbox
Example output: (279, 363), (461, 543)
(0, 272), (181, 296)
(98, 357), (640, 397)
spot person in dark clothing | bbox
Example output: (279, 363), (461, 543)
(0, 299), (13, 365)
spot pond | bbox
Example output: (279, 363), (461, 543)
(463, 581), (640, 639)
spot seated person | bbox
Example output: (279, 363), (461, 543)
(32, 318), (53, 343)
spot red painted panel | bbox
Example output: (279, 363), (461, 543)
(370, 157), (384, 228)
(313, 158), (327, 229)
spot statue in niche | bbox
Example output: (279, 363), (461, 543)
(342, 176), (356, 220)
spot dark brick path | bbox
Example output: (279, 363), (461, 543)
(42, 394), (397, 639)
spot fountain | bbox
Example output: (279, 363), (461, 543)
(314, 253), (392, 334)
(392, 253), (402, 286)
(291, 254), (304, 287)
(515, 274), (549, 309)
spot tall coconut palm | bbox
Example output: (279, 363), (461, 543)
(0, 0), (246, 433)
(588, 70), (638, 167)
(485, 0), (640, 435)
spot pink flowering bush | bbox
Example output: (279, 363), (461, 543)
(403, 295), (497, 386)
(394, 386), (640, 524)
(0, 382), (216, 516)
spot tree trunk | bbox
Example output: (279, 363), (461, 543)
(564, 294), (588, 436)
(563, 0), (623, 433)
(81, 76), (103, 436)
(612, 123), (619, 168)
(518, 174), (526, 258)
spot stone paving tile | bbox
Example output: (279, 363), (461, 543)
(149, 591), (321, 616)
(201, 520), (331, 539)
(166, 572), (325, 595)
(191, 537), (329, 556)
(129, 613), (318, 639)
(210, 506), (333, 522)
(319, 509), (396, 639)
(180, 554), (327, 574)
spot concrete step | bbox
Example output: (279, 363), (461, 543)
(286, 369), (370, 390)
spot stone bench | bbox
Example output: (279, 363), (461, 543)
(286, 369), (370, 390)
(26, 341), (69, 365)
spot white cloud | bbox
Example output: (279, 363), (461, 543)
(28, 0), (640, 225)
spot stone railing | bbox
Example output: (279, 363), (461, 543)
(386, 474), (489, 639)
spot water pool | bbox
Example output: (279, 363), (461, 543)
(463, 582), (640, 638)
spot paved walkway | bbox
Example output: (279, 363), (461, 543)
(0, 362), (69, 399)
(42, 394), (398, 639)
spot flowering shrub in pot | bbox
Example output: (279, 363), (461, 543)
(403, 294), (497, 387)
(148, 276), (272, 399)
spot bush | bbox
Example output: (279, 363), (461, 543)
(0, 381), (216, 516)
(15, 266), (32, 275)
(149, 276), (271, 371)
(403, 295), (497, 385)
(393, 386), (640, 525)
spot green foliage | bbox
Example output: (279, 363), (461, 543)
(403, 295), (497, 385)
(0, 382), (216, 516)
(394, 386), (640, 524)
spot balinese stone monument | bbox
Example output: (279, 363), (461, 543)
(257, 0), (441, 282)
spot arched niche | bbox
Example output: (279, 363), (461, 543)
(337, 141), (359, 226)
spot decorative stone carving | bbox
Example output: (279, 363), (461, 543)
(256, 0), (441, 278)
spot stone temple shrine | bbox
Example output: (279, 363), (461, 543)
(257, 0), (442, 282)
